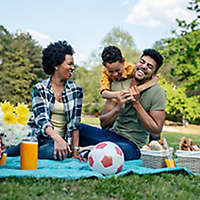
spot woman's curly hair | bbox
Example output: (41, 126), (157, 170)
(42, 40), (74, 75)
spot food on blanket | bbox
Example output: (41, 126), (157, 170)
(157, 138), (167, 150)
(149, 141), (163, 151)
(188, 139), (200, 151)
(88, 141), (124, 176)
(142, 145), (151, 150)
(179, 137), (190, 151)
(142, 138), (168, 151)
(179, 137), (200, 151)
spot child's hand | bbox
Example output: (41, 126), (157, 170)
(116, 90), (127, 100)
(129, 86), (140, 104)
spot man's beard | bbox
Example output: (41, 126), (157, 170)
(134, 71), (152, 83)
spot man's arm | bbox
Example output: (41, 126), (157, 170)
(129, 86), (165, 136)
(100, 91), (131, 129)
(100, 99), (119, 129)
(134, 103), (165, 135)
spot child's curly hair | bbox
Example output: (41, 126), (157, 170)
(101, 46), (123, 65)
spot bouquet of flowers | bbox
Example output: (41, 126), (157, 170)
(0, 102), (31, 158)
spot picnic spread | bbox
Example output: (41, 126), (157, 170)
(1, 137), (200, 179)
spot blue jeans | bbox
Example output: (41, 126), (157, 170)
(79, 123), (141, 161)
(6, 137), (65, 160)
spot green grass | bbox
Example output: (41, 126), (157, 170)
(1, 116), (200, 200)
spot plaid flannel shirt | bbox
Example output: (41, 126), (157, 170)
(28, 77), (83, 144)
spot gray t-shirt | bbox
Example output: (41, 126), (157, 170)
(109, 79), (166, 148)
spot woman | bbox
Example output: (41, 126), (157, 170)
(8, 41), (84, 161)
(29, 40), (85, 160)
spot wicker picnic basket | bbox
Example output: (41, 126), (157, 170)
(141, 148), (173, 168)
(175, 150), (200, 174)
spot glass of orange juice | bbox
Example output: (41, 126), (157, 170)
(0, 153), (7, 165)
(20, 137), (38, 170)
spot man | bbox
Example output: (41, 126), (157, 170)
(79, 48), (166, 161)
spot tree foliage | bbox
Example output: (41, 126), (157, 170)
(72, 65), (105, 115)
(158, 30), (200, 96)
(101, 27), (140, 64)
(159, 76), (200, 123)
(174, 0), (200, 35)
(154, 0), (200, 96)
(0, 26), (45, 107)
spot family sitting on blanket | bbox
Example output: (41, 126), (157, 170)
(7, 41), (166, 162)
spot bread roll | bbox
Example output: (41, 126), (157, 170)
(142, 145), (151, 150)
(149, 141), (163, 151)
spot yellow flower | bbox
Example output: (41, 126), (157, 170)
(15, 103), (29, 116)
(3, 112), (16, 125)
(1, 102), (15, 114)
(16, 115), (29, 125)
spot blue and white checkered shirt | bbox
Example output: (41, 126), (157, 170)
(28, 77), (83, 144)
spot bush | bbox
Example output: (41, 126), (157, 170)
(159, 77), (200, 124)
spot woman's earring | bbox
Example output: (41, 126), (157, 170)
(55, 67), (58, 70)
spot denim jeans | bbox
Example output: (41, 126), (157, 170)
(6, 137), (65, 160)
(79, 123), (141, 161)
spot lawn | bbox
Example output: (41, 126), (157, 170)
(1, 116), (200, 200)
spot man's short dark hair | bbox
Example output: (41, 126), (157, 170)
(141, 49), (163, 72)
(101, 46), (123, 65)
(42, 40), (74, 75)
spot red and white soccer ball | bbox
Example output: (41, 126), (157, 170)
(88, 141), (124, 175)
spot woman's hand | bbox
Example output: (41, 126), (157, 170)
(72, 150), (87, 162)
(45, 127), (71, 160)
(53, 134), (71, 160)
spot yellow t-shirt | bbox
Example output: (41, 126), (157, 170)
(51, 100), (66, 138)
(100, 62), (135, 93)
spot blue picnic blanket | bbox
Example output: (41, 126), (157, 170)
(0, 157), (197, 179)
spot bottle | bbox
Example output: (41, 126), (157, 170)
(20, 136), (38, 170)
(165, 147), (176, 168)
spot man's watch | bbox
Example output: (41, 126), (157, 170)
(73, 146), (80, 151)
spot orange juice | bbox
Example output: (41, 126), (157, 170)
(165, 159), (176, 168)
(20, 141), (38, 170)
(0, 153), (7, 165)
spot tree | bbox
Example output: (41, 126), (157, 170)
(0, 26), (45, 107)
(72, 65), (105, 115)
(174, 0), (200, 35)
(101, 27), (140, 64)
(154, 0), (200, 96)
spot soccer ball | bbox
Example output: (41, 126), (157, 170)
(88, 141), (124, 175)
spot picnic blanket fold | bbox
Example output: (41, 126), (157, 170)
(0, 157), (197, 179)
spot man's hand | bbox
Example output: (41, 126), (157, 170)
(100, 89), (132, 129)
(72, 150), (87, 162)
(115, 90), (132, 111)
(129, 86), (140, 105)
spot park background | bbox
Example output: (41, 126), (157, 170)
(0, 0), (200, 199)
(0, 0), (200, 125)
